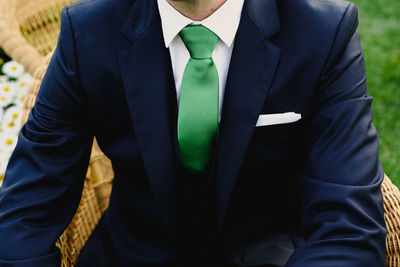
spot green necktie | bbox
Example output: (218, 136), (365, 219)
(178, 25), (220, 173)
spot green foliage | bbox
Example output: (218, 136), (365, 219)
(0, 46), (10, 62)
(0, 46), (11, 74)
(351, 0), (400, 185)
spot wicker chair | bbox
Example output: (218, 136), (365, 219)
(0, 0), (78, 75)
(1, 0), (400, 266)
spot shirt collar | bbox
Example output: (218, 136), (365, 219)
(157, 0), (245, 48)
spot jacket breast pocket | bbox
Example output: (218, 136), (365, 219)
(254, 112), (310, 139)
(247, 114), (311, 163)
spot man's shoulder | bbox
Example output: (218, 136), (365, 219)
(278, 0), (358, 33)
(294, 0), (351, 12)
(66, 0), (132, 14)
(63, 0), (133, 31)
(275, 0), (359, 56)
(284, 0), (354, 19)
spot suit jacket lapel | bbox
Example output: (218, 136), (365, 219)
(216, 0), (282, 227)
(117, 0), (178, 234)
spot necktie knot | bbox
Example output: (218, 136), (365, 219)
(179, 25), (219, 59)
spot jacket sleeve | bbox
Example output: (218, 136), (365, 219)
(286, 3), (387, 267)
(0, 7), (93, 266)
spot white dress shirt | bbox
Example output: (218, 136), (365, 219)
(157, 0), (245, 119)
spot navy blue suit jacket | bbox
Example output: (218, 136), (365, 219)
(0, 0), (386, 266)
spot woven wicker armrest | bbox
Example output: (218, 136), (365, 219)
(382, 174), (400, 266)
(0, 0), (78, 75)
(0, 0), (44, 74)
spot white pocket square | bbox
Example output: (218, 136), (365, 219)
(256, 112), (302, 127)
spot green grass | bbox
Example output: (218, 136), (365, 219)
(351, 0), (400, 185)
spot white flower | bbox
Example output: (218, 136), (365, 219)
(0, 75), (7, 83)
(18, 73), (33, 85)
(3, 106), (22, 133)
(0, 135), (17, 184)
(0, 154), (11, 187)
(0, 82), (15, 106)
(0, 132), (15, 187)
(0, 81), (15, 96)
(0, 132), (18, 156)
(2, 60), (24, 78)
(16, 73), (33, 89)
(16, 73), (33, 97)
(0, 156), (8, 183)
